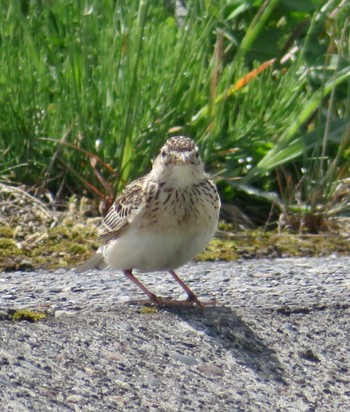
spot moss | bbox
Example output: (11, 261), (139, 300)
(197, 238), (239, 261)
(0, 238), (22, 266)
(218, 221), (235, 232)
(0, 226), (15, 238)
(197, 230), (350, 262)
(139, 306), (159, 314)
(11, 309), (46, 322)
(66, 242), (89, 255)
(48, 226), (71, 241)
(0, 237), (17, 249)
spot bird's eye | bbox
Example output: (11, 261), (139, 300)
(195, 151), (199, 158)
(161, 150), (166, 158)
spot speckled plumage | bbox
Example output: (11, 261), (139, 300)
(77, 136), (220, 306)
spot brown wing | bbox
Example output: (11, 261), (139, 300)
(98, 176), (145, 243)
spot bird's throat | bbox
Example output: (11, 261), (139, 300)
(166, 165), (200, 188)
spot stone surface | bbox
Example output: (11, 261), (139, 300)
(1, 257), (350, 411)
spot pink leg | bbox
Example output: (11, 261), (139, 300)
(168, 270), (203, 307)
(123, 269), (161, 305)
(123, 269), (205, 307)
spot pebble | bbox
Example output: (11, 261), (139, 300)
(0, 374), (16, 387)
(169, 351), (199, 366)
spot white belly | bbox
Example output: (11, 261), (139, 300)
(103, 221), (217, 272)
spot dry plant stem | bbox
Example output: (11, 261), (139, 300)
(0, 183), (54, 220)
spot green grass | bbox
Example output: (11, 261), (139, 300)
(0, 0), (349, 229)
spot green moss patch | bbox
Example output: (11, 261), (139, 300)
(0, 220), (99, 271)
(0, 226), (15, 238)
(197, 230), (350, 261)
(11, 309), (47, 322)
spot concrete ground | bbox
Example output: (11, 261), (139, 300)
(1, 257), (350, 411)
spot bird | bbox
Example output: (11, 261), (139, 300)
(77, 136), (220, 306)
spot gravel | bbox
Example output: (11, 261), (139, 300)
(1, 256), (350, 411)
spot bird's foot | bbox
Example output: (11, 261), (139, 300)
(185, 292), (218, 307)
(127, 295), (216, 308)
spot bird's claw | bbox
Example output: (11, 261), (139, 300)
(127, 296), (216, 308)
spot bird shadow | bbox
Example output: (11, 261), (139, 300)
(162, 304), (286, 384)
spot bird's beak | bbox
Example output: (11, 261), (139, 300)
(174, 153), (189, 165)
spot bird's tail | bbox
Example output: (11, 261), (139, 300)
(76, 251), (108, 273)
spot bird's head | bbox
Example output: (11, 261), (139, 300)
(155, 136), (202, 166)
(152, 136), (205, 185)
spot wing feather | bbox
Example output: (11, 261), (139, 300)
(98, 176), (145, 243)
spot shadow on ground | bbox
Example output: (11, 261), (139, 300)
(163, 305), (286, 384)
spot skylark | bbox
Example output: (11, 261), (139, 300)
(77, 136), (220, 306)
